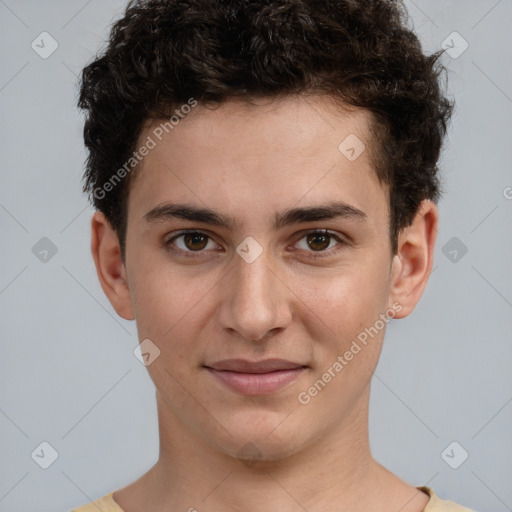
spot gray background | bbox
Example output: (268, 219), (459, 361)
(1, 1), (511, 511)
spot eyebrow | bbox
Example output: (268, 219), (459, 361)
(144, 201), (367, 230)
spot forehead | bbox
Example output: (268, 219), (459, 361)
(128, 95), (388, 230)
(142, 95), (374, 160)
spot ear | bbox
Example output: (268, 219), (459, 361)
(90, 211), (134, 320)
(388, 199), (438, 319)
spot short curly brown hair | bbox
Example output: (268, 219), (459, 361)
(78, 0), (454, 256)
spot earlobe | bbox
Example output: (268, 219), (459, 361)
(90, 211), (134, 320)
(388, 200), (438, 319)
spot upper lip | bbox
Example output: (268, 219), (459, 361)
(205, 358), (306, 374)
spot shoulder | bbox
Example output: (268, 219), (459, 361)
(71, 491), (123, 512)
(419, 486), (477, 512)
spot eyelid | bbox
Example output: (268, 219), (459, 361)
(163, 229), (222, 256)
(290, 228), (346, 258)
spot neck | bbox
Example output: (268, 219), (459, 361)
(114, 387), (429, 512)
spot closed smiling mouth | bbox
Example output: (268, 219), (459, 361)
(204, 358), (308, 395)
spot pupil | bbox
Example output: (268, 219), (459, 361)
(308, 233), (329, 251)
(185, 233), (207, 251)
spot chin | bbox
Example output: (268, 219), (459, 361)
(204, 414), (311, 466)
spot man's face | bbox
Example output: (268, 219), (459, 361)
(122, 95), (399, 460)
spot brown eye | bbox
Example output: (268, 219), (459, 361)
(182, 232), (209, 251)
(165, 231), (218, 255)
(294, 229), (345, 258)
(306, 232), (331, 251)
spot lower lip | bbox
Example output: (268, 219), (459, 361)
(206, 367), (306, 395)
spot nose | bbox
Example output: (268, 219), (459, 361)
(218, 245), (293, 342)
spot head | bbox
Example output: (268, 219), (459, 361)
(78, 0), (453, 463)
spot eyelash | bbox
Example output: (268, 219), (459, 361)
(163, 229), (347, 259)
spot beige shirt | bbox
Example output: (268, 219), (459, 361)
(71, 486), (476, 511)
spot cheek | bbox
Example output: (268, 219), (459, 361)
(129, 258), (224, 344)
(291, 266), (391, 409)
(292, 257), (391, 334)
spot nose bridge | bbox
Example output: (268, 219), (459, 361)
(219, 243), (291, 341)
